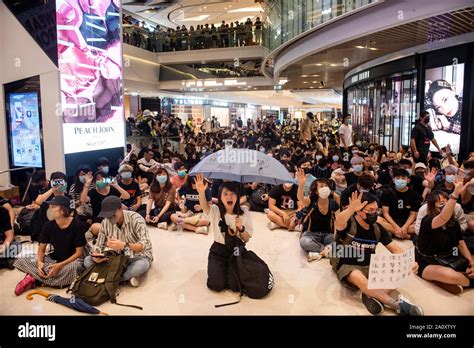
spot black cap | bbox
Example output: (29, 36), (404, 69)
(47, 196), (72, 209)
(96, 157), (109, 166)
(77, 164), (93, 173)
(98, 196), (122, 218)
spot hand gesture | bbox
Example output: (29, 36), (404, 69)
(235, 216), (243, 230)
(454, 175), (470, 196)
(348, 191), (368, 212)
(85, 172), (93, 185)
(45, 263), (63, 279)
(195, 173), (208, 193)
(151, 216), (159, 224)
(296, 168), (307, 186)
(38, 261), (47, 278)
(424, 167), (437, 183)
(145, 215), (152, 223)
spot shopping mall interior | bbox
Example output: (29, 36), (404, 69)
(0, 0), (474, 321)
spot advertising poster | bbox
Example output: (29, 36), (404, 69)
(8, 92), (43, 168)
(56, 0), (124, 154)
(424, 63), (464, 154)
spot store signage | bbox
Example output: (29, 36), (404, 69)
(351, 70), (370, 84)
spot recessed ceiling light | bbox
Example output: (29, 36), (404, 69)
(312, 74), (319, 77)
(301, 75), (308, 77)
(368, 47), (379, 51)
(302, 82), (308, 84)
(355, 45), (365, 49)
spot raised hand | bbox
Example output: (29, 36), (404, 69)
(348, 191), (368, 212)
(85, 172), (93, 185)
(195, 173), (208, 193)
(296, 168), (307, 186)
(424, 167), (438, 183)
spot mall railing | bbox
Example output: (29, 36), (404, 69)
(123, 24), (264, 53)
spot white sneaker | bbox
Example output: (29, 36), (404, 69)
(130, 277), (140, 287)
(195, 226), (209, 235)
(158, 222), (168, 230)
(268, 221), (279, 230)
(308, 252), (323, 262)
(168, 223), (177, 231)
(264, 208), (270, 214)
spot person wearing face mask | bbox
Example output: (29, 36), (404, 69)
(344, 157), (365, 187)
(144, 168), (177, 229)
(84, 196), (153, 288)
(297, 172), (339, 262)
(267, 165), (301, 231)
(297, 157), (316, 197)
(340, 173), (375, 210)
(433, 165), (459, 196)
(329, 150), (342, 171)
(170, 162), (188, 190)
(69, 165), (94, 221)
(195, 174), (255, 294)
(379, 169), (421, 239)
(117, 164), (143, 212)
(415, 184), (474, 295)
(80, 171), (130, 236)
(14, 196), (87, 295)
(96, 157), (111, 176)
(339, 114), (354, 154)
(137, 149), (159, 185)
(439, 145), (459, 169)
(28, 170), (49, 205)
(313, 157), (332, 180)
(300, 112), (316, 145)
(332, 192), (423, 316)
(410, 110), (441, 164)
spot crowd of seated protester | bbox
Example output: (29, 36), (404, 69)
(3, 111), (474, 316)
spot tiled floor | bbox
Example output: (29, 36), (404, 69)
(1, 211), (473, 316)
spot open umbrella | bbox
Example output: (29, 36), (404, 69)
(189, 148), (294, 185)
(26, 290), (108, 315)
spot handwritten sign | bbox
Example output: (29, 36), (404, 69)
(368, 248), (415, 289)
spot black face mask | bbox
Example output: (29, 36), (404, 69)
(364, 212), (378, 225)
(423, 117), (430, 124)
(302, 168), (311, 175)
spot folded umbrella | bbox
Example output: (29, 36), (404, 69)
(189, 148), (294, 185)
(26, 290), (108, 315)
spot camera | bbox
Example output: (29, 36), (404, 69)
(51, 179), (66, 187)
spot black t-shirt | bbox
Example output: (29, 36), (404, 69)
(411, 124), (434, 154)
(39, 217), (87, 262)
(304, 198), (339, 234)
(118, 180), (142, 208)
(344, 172), (361, 187)
(434, 181), (455, 195)
(336, 219), (392, 266)
(178, 186), (212, 213)
(88, 187), (121, 217)
(269, 184), (299, 210)
(417, 215), (462, 257)
(380, 187), (421, 226)
(409, 174), (424, 197)
(0, 206), (12, 244)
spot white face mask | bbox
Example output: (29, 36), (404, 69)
(318, 187), (331, 199)
(46, 207), (59, 221)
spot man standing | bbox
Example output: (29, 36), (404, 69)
(339, 114), (354, 155)
(410, 110), (441, 164)
(300, 112), (316, 145)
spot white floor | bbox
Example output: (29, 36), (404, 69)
(1, 211), (473, 316)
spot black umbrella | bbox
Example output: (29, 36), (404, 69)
(26, 290), (108, 315)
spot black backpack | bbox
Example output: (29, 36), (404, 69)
(16, 208), (39, 238)
(68, 252), (142, 310)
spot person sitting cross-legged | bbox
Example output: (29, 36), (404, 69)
(332, 191), (423, 316)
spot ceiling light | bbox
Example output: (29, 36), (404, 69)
(312, 74), (319, 77)
(181, 15), (210, 21)
(368, 47), (379, 51)
(228, 6), (262, 13)
(355, 45), (365, 49)
(302, 82), (308, 84)
(301, 75), (308, 77)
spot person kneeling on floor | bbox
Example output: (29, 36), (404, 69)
(84, 196), (153, 287)
(332, 191), (423, 316)
(195, 174), (253, 292)
(14, 196), (87, 295)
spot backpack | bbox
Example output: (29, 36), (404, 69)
(16, 208), (38, 237)
(215, 219), (274, 307)
(68, 252), (142, 310)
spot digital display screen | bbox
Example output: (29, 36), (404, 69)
(8, 92), (44, 168)
(424, 63), (464, 154)
(56, 0), (124, 154)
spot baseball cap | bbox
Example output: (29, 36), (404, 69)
(46, 196), (72, 209)
(415, 163), (427, 170)
(98, 196), (122, 218)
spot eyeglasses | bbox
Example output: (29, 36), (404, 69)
(362, 208), (382, 216)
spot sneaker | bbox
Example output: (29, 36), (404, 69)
(433, 281), (463, 295)
(15, 273), (37, 296)
(397, 295), (424, 316)
(129, 277), (140, 287)
(307, 252), (323, 262)
(264, 208), (270, 214)
(168, 223), (177, 231)
(361, 293), (384, 315)
(268, 221), (279, 230)
(157, 222), (168, 230)
(195, 226), (209, 235)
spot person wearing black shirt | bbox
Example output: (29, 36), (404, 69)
(380, 169), (421, 239)
(118, 164), (143, 212)
(297, 171), (339, 262)
(416, 185), (474, 295)
(433, 164), (458, 196)
(340, 173), (375, 209)
(344, 156), (365, 186)
(410, 110), (441, 164)
(267, 167), (301, 231)
(14, 196), (87, 294)
(332, 192), (423, 316)
(0, 206), (19, 269)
